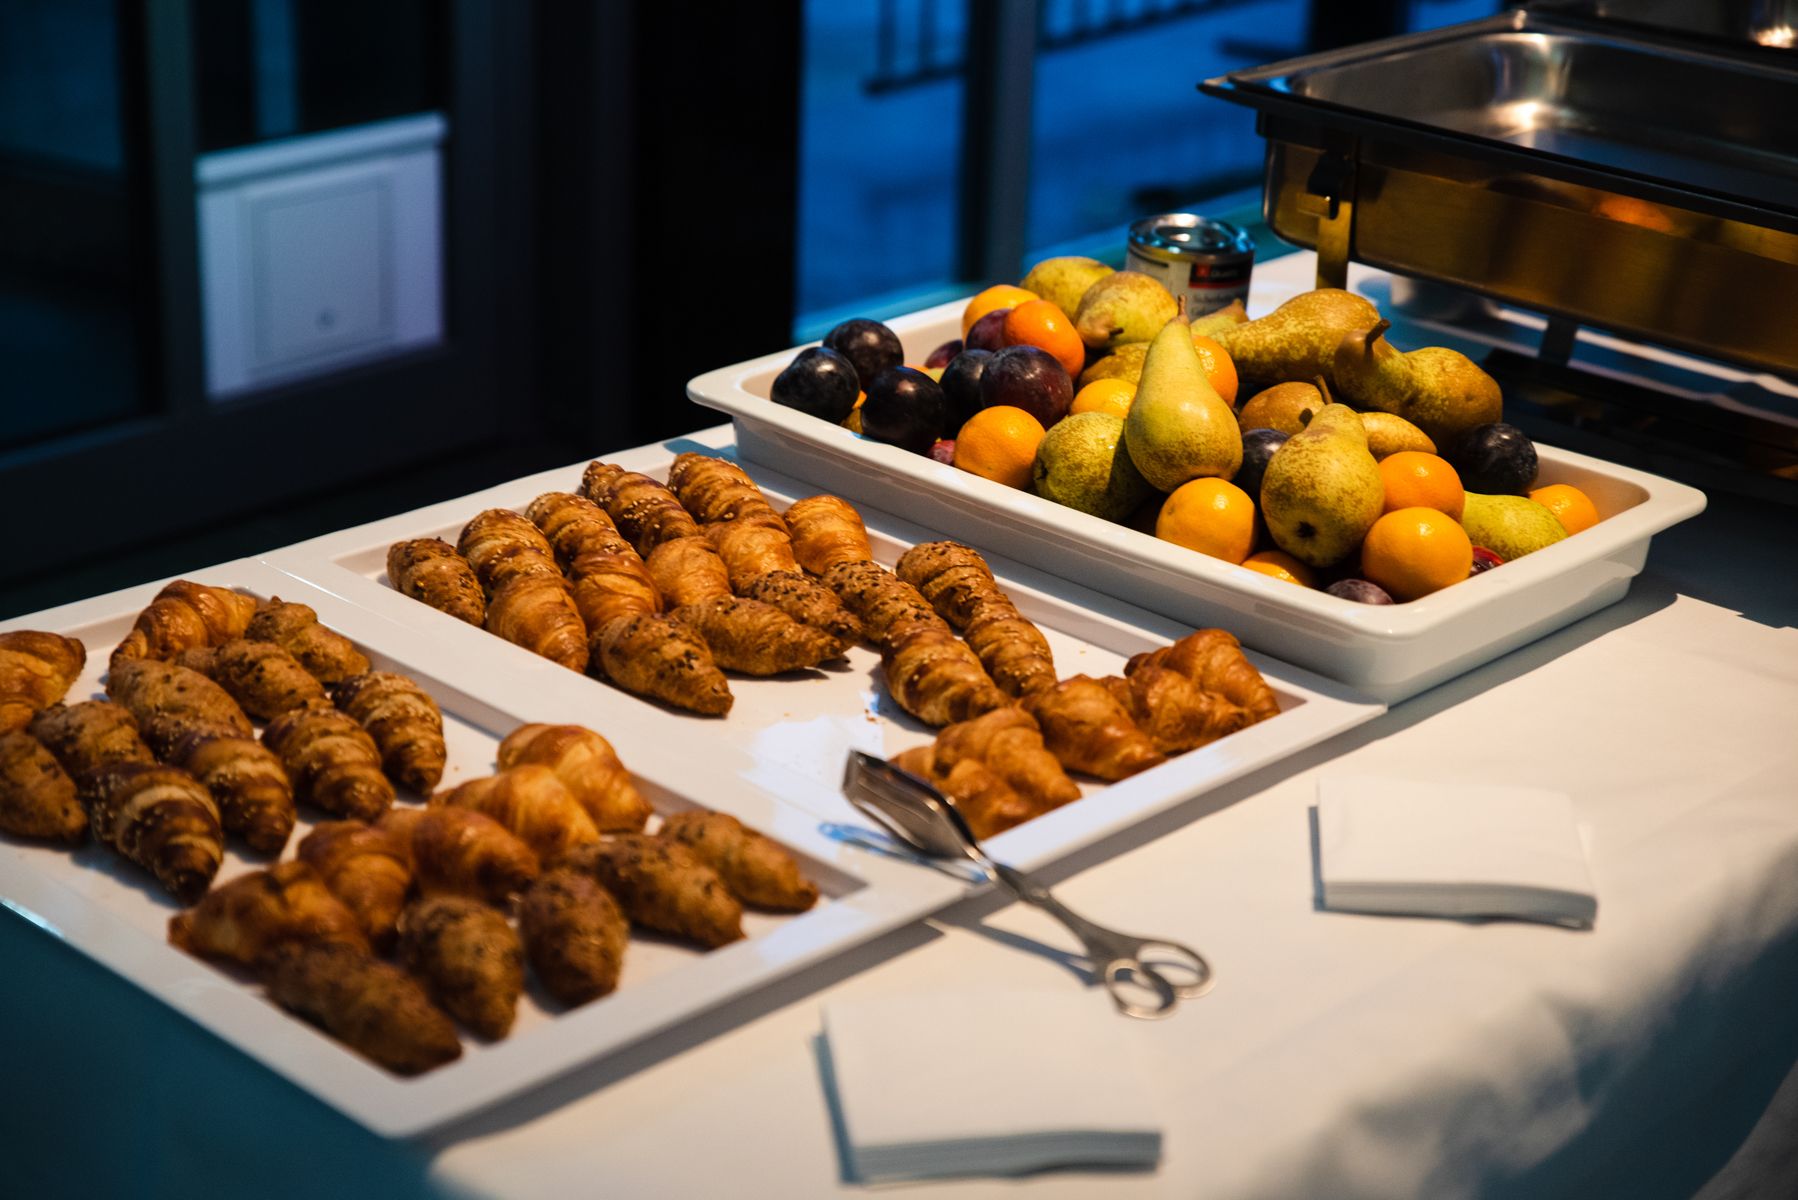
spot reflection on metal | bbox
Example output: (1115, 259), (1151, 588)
(865, 0), (1262, 93)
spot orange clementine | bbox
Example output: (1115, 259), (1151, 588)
(952, 405), (1046, 489)
(1002, 299), (1086, 378)
(1378, 451), (1465, 520)
(1240, 550), (1316, 587)
(1529, 483), (1601, 535)
(1155, 479), (1256, 564)
(1361, 507), (1473, 602)
(1191, 334), (1239, 407)
(962, 284), (1038, 337)
(1070, 377), (1137, 419)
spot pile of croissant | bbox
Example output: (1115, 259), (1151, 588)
(386, 452), (1283, 838)
(0, 584), (819, 1076)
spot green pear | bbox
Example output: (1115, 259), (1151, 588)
(1020, 256), (1114, 318)
(1333, 319), (1503, 451)
(1212, 288), (1381, 394)
(1123, 315), (1242, 492)
(1033, 412), (1154, 521)
(1074, 271), (1179, 351)
(1460, 492), (1566, 561)
(1190, 299), (1248, 338)
(1260, 403), (1384, 567)
(1079, 320), (1246, 390)
(1239, 380), (1328, 435)
(1360, 411), (1436, 459)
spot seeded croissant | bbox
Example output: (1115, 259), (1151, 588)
(397, 896), (525, 1040)
(262, 704), (394, 822)
(244, 599), (372, 685)
(264, 941), (462, 1075)
(85, 761), (224, 904)
(519, 867), (629, 1005)
(332, 671), (446, 793)
(386, 538), (486, 627)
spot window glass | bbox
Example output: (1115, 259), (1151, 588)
(798, 0), (967, 317)
(0, 0), (144, 450)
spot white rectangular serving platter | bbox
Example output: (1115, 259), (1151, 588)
(686, 299), (1708, 704)
(267, 433), (1382, 879)
(0, 558), (960, 1139)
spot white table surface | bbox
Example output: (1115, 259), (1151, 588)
(5, 256), (1797, 1200)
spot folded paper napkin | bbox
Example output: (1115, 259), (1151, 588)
(820, 989), (1162, 1184)
(1316, 777), (1598, 928)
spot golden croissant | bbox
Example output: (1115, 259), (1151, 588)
(110, 581), (256, 670)
(0, 631), (86, 734)
(245, 599), (372, 684)
(0, 729), (87, 844)
(1021, 675), (1165, 782)
(496, 722), (651, 833)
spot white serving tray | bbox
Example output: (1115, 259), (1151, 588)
(686, 300), (1708, 703)
(0, 559), (960, 1139)
(267, 436), (1383, 878)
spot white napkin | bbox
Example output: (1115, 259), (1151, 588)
(820, 989), (1162, 1184)
(1316, 777), (1598, 928)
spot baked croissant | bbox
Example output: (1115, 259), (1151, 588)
(525, 491), (633, 567)
(197, 638), (329, 721)
(167, 860), (367, 968)
(84, 761), (223, 903)
(882, 619), (1010, 727)
(932, 706), (1081, 814)
(457, 508), (558, 584)
(896, 542), (1056, 697)
(331, 671), (446, 793)
(262, 703), (394, 821)
(822, 561), (938, 644)
(433, 765), (601, 866)
(591, 613), (733, 716)
(106, 658), (253, 741)
(110, 581), (256, 669)
(158, 723), (296, 854)
(569, 551), (664, 630)
(1100, 666), (1252, 754)
(784, 495), (874, 575)
(485, 574), (590, 672)
(741, 570), (862, 645)
(519, 867), (630, 1006)
(660, 810), (819, 911)
(264, 941), (462, 1075)
(387, 538), (486, 627)
(670, 596), (846, 675)
(1021, 676), (1165, 782)
(0, 631), (86, 733)
(245, 599), (371, 685)
(478, 543), (568, 592)
(890, 746), (1033, 840)
(398, 897), (525, 1040)
(703, 519), (803, 590)
(1127, 629), (1280, 724)
(666, 452), (784, 526)
(0, 730), (86, 843)
(645, 536), (735, 609)
(580, 463), (700, 555)
(496, 723), (651, 833)
(378, 806), (539, 905)
(297, 820), (413, 952)
(29, 699), (154, 780)
(563, 834), (743, 948)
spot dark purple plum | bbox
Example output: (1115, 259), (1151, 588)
(1327, 579), (1395, 605)
(1453, 423), (1538, 494)
(1470, 546), (1505, 576)
(861, 366), (948, 454)
(823, 318), (904, 392)
(928, 438), (956, 465)
(924, 339), (963, 369)
(978, 345), (1072, 428)
(770, 346), (860, 424)
(966, 308), (1011, 352)
(1232, 428), (1289, 501)
(939, 349), (992, 433)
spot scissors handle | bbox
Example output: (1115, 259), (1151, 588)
(990, 864), (1214, 1019)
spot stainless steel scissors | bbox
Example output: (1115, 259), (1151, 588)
(842, 750), (1214, 1019)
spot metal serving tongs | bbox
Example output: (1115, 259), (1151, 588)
(842, 750), (1214, 1019)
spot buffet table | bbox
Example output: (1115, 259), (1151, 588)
(5, 267), (1798, 1200)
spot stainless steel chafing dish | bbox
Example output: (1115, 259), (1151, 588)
(1201, 5), (1798, 380)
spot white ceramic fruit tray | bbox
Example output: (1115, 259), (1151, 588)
(687, 299), (1709, 703)
(0, 559), (957, 1139)
(268, 434), (1380, 875)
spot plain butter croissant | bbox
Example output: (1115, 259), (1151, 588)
(496, 723), (651, 832)
(0, 631), (86, 734)
(432, 765), (601, 866)
(110, 581), (256, 669)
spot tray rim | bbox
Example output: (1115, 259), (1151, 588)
(0, 558), (964, 1139)
(685, 297), (1708, 647)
